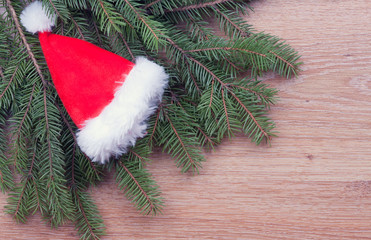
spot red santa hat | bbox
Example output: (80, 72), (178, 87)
(20, 1), (168, 164)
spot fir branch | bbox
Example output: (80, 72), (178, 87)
(198, 85), (237, 141)
(167, 37), (227, 88)
(21, 151), (37, 210)
(8, 82), (36, 172)
(176, 99), (217, 149)
(0, 172), (4, 188)
(129, 150), (146, 164)
(0, 65), (17, 100)
(168, 0), (232, 12)
(43, 96), (53, 178)
(60, 0), (88, 9)
(228, 81), (277, 107)
(6, 64), (38, 172)
(115, 0), (167, 50)
(68, 140), (105, 240)
(251, 33), (302, 77)
(118, 161), (154, 213)
(185, 16), (211, 42)
(43, 0), (71, 23)
(55, 102), (77, 141)
(90, 15), (103, 45)
(5, 0), (47, 86)
(123, 0), (158, 40)
(89, 0), (128, 35)
(221, 88), (231, 131)
(74, 191), (98, 240)
(70, 15), (85, 40)
(10, 137), (26, 171)
(55, 102), (101, 183)
(32, 92), (74, 227)
(185, 35), (301, 78)
(269, 50), (294, 69)
(12, 183), (28, 222)
(166, 35), (273, 142)
(209, 78), (215, 107)
(72, 189), (105, 240)
(186, 62), (202, 95)
(0, 67), (4, 80)
(0, 112), (14, 192)
(224, 57), (243, 72)
(230, 83), (268, 104)
(46, 0), (62, 19)
(6, 150), (39, 223)
(160, 104), (204, 173)
(148, 108), (160, 147)
(229, 90), (270, 141)
(190, 56), (225, 86)
(98, 0), (118, 31)
(30, 176), (41, 214)
(123, 138), (152, 168)
(212, 6), (248, 37)
(145, 0), (162, 9)
(14, 83), (36, 145)
(116, 160), (163, 215)
(117, 32), (135, 61)
(0, 167), (13, 193)
(186, 47), (266, 57)
(165, 112), (197, 169)
(195, 126), (216, 148)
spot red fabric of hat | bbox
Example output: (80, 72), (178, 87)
(39, 32), (135, 128)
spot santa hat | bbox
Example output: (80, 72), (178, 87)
(20, 1), (168, 164)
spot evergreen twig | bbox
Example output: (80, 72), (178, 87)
(168, 0), (232, 12)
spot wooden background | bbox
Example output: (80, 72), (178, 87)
(1, 0), (371, 239)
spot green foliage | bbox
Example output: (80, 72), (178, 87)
(156, 100), (205, 173)
(0, 0), (301, 239)
(115, 158), (163, 215)
(72, 189), (106, 240)
(0, 112), (14, 193)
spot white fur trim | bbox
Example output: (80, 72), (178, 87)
(76, 57), (168, 164)
(20, 1), (56, 34)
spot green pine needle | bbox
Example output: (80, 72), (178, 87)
(115, 160), (164, 215)
(72, 189), (106, 240)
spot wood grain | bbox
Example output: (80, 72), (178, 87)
(1, 0), (371, 239)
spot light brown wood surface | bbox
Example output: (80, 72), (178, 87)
(1, 0), (371, 239)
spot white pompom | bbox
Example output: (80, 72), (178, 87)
(20, 1), (56, 34)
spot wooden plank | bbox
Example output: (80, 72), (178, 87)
(1, 0), (371, 238)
